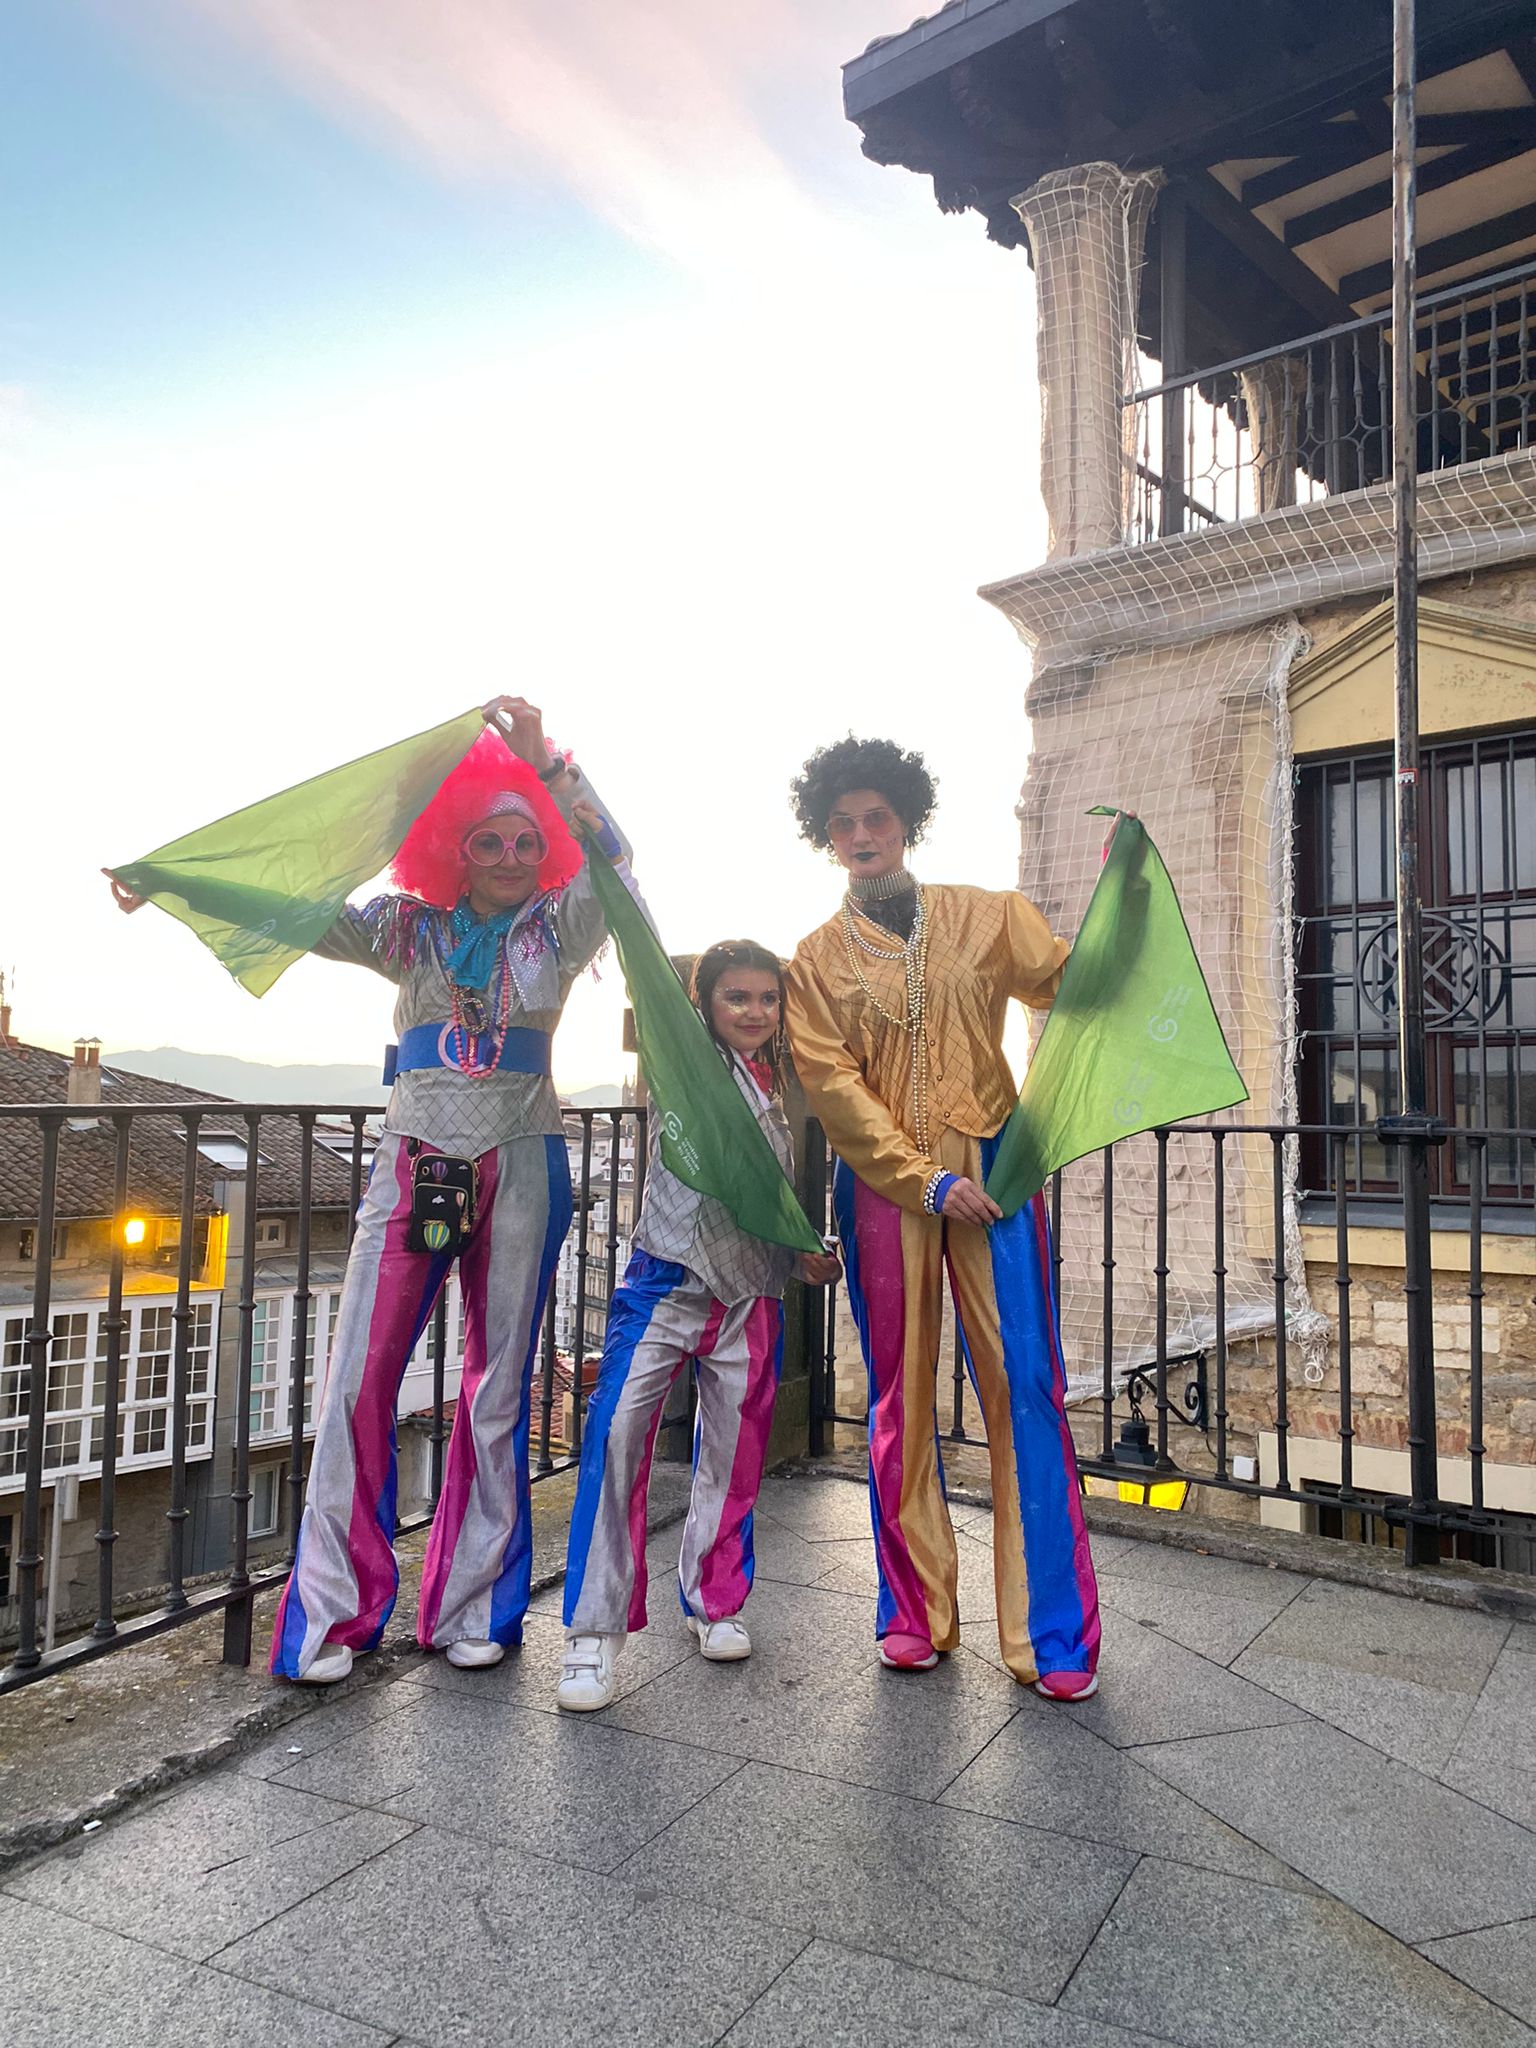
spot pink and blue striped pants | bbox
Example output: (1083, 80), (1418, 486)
(834, 1127), (1100, 1686)
(562, 1251), (783, 1634)
(271, 1130), (571, 1679)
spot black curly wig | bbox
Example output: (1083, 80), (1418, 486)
(789, 736), (937, 851)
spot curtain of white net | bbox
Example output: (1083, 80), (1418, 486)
(1011, 163), (1161, 563)
(997, 148), (1536, 1396)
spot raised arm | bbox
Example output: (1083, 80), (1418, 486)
(480, 694), (637, 975)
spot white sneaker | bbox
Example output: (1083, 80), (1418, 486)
(555, 1633), (619, 1711)
(297, 1643), (353, 1686)
(689, 1615), (751, 1662)
(445, 1639), (505, 1670)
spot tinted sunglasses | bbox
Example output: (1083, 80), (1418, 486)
(826, 805), (897, 841)
(462, 824), (548, 869)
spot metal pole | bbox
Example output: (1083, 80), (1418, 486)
(43, 1479), (64, 1653)
(1384, 0), (1442, 1567)
(1159, 182), (1187, 537)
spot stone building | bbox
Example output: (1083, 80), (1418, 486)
(841, 0), (1535, 1560)
(0, 1035), (414, 1638)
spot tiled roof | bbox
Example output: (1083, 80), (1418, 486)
(860, 0), (965, 57)
(0, 1042), (360, 1223)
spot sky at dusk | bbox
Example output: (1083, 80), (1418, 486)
(2, 0), (1049, 1093)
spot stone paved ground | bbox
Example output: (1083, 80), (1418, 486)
(5, 1468), (1536, 2047)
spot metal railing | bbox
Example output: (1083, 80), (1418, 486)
(7, 1097), (1528, 1690)
(0, 1101), (647, 1692)
(1124, 257), (1536, 544)
(808, 1119), (1536, 1574)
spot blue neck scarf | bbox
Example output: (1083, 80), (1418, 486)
(442, 901), (518, 990)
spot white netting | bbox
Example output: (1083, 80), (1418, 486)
(1015, 621), (1327, 1394)
(1012, 164), (1161, 562)
(998, 166), (1536, 1398)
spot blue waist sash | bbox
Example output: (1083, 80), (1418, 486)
(384, 1023), (553, 1085)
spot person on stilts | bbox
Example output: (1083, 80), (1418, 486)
(784, 737), (1100, 1700)
(270, 696), (635, 1683)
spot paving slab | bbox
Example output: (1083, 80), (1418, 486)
(616, 1759), (1135, 2004)
(813, 1528), (1001, 1624)
(1232, 1579), (1510, 1772)
(723, 1938), (1177, 2047)
(1096, 1566), (1301, 1667)
(1061, 1857), (1536, 2048)
(749, 1512), (853, 1588)
(527, 1506), (859, 1618)
(752, 1474), (888, 1543)
(941, 1698), (1312, 1892)
(217, 1820), (802, 2047)
(9, 1473), (1536, 2048)
(1441, 1623), (1536, 1828)
(267, 1687), (741, 1874)
(6, 1772), (414, 1962)
(395, 1606), (696, 1711)
(1091, 1540), (1305, 1605)
(0, 1892), (390, 2048)
(606, 1594), (1026, 1801)
(1133, 1717), (1536, 1945)
(1051, 1607), (1308, 1749)
(238, 1670), (425, 1780)
(1421, 1916), (1536, 2030)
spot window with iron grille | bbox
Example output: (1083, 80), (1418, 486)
(1305, 1480), (1536, 1574)
(1295, 727), (1536, 1206)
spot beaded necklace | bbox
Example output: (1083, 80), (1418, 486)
(439, 908), (518, 1077)
(840, 884), (932, 1153)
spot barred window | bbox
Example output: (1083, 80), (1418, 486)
(1295, 727), (1536, 1205)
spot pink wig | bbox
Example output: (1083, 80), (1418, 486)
(391, 730), (583, 910)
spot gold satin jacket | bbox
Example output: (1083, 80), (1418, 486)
(784, 884), (1068, 1213)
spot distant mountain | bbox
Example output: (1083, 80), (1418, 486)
(109, 1048), (624, 1110)
(108, 1048), (389, 1106)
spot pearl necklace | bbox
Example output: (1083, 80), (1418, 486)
(841, 885), (932, 1153)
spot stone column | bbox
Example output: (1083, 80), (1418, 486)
(1239, 356), (1310, 514)
(1011, 163), (1162, 560)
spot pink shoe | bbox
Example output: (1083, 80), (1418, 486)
(1033, 1669), (1099, 1701)
(878, 1631), (939, 1671)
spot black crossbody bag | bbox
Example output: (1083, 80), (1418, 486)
(406, 1151), (479, 1255)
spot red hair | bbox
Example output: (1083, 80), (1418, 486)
(391, 729), (583, 910)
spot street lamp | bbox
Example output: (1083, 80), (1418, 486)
(1082, 1416), (1191, 1513)
(122, 1216), (147, 1248)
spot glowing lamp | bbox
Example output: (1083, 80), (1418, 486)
(123, 1217), (147, 1248)
(1082, 1417), (1191, 1514)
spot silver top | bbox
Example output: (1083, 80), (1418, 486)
(631, 1053), (798, 1305)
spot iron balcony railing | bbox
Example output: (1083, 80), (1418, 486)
(806, 1119), (1536, 1577)
(1124, 256), (1536, 545)
(0, 1100), (647, 1693)
(5, 1101), (1531, 1690)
